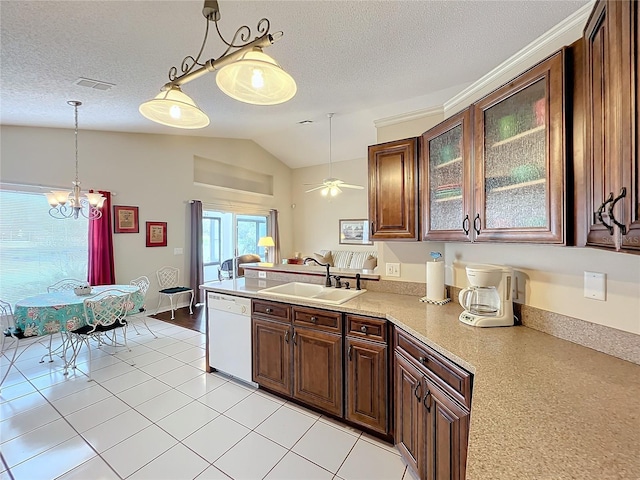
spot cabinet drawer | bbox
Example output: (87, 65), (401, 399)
(292, 306), (342, 333)
(346, 314), (387, 343)
(252, 299), (291, 323)
(395, 328), (472, 409)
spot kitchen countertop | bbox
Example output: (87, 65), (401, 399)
(201, 279), (640, 480)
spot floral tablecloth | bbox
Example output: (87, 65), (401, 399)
(13, 285), (144, 337)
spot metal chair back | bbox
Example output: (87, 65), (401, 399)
(130, 276), (150, 296)
(48, 279), (87, 293)
(156, 266), (180, 289)
(83, 289), (131, 334)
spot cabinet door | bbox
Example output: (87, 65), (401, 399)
(424, 379), (470, 480)
(293, 326), (343, 416)
(421, 108), (473, 242)
(585, 0), (619, 248)
(473, 52), (565, 243)
(345, 337), (387, 434)
(394, 353), (426, 478)
(615, 0), (640, 250)
(368, 138), (419, 240)
(252, 318), (292, 396)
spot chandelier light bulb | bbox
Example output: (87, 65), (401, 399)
(330, 186), (339, 197)
(321, 187), (329, 196)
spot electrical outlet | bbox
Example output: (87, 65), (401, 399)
(386, 262), (400, 277)
(584, 271), (606, 301)
(258, 271), (267, 279)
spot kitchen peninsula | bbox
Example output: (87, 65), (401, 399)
(202, 276), (640, 480)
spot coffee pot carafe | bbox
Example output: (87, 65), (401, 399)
(459, 264), (515, 327)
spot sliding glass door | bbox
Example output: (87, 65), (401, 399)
(202, 209), (268, 282)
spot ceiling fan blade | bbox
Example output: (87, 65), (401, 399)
(340, 184), (365, 189)
(305, 185), (326, 193)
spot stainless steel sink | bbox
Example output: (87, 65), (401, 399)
(258, 282), (366, 305)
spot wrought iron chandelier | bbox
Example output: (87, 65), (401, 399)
(139, 0), (296, 129)
(45, 101), (105, 220)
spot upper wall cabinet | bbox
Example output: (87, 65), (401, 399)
(419, 52), (566, 244)
(472, 51), (566, 244)
(582, 0), (639, 252)
(368, 138), (419, 240)
(421, 108), (473, 242)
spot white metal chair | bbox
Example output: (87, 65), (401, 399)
(1, 299), (24, 389)
(156, 266), (194, 320)
(40, 279), (88, 363)
(64, 289), (131, 380)
(128, 275), (157, 338)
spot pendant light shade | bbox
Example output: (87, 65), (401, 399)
(139, 85), (210, 129)
(216, 48), (297, 105)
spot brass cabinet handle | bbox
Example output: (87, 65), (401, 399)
(348, 345), (353, 361)
(419, 355), (428, 365)
(292, 331), (297, 345)
(265, 308), (273, 314)
(284, 330), (289, 343)
(310, 316), (317, 323)
(360, 325), (367, 334)
(413, 381), (421, 402)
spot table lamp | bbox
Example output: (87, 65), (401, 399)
(258, 236), (275, 263)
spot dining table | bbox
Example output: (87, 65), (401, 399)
(13, 285), (145, 337)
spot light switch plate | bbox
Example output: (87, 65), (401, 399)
(584, 271), (606, 301)
(173, 247), (183, 255)
(386, 263), (400, 277)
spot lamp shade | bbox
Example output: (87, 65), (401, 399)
(216, 48), (297, 105)
(139, 85), (210, 129)
(258, 236), (275, 247)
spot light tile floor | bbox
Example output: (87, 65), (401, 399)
(0, 318), (410, 480)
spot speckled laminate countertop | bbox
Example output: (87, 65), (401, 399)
(201, 279), (640, 480)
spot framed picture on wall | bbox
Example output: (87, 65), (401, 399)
(339, 219), (372, 245)
(113, 205), (139, 233)
(146, 221), (167, 247)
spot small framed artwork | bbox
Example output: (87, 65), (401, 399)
(113, 205), (139, 233)
(146, 221), (167, 247)
(339, 219), (372, 245)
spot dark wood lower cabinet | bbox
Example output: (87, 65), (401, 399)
(252, 318), (291, 396)
(346, 337), (387, 434)
(395, 352), (470, 480)
(395, 352), (424, 476)
(293, 326), (343, 416)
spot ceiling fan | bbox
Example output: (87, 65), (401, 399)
(304, 113), (364, 196)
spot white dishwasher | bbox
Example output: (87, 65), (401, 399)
(208, 293), (255, 385)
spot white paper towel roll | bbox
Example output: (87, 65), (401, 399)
(426, 261), (445, 301)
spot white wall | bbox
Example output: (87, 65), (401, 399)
(0, 125), (293, 309)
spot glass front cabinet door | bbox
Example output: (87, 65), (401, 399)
(421, 108), (473, 241)
(472, 51), (565, 243)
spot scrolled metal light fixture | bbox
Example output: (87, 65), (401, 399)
(45, 101), (105, 220)
(139, 0), (296, 129)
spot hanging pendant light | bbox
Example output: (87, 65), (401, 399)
(45, 101), (104, 220)
(139, 0), (296, 129)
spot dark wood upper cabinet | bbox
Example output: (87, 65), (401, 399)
(472, 51), (566, 244)
(421, 108), (473, 242)
(582, 0), (639, 252)
(368, 137), (419, 240)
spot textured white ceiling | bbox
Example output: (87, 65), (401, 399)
(0, 0), (588, 169)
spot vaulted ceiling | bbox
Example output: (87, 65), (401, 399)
(1, 0), (589, 169)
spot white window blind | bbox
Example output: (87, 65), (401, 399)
(0, 188), (88, 305)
